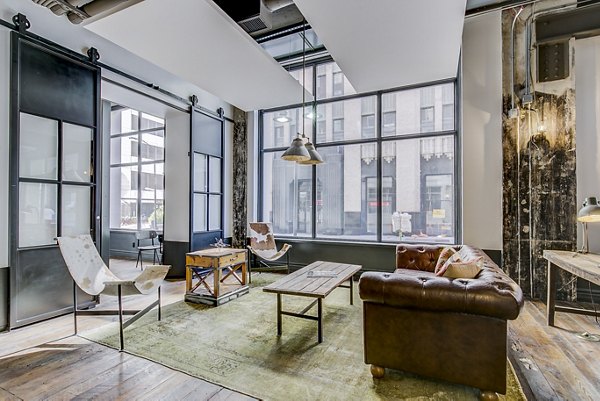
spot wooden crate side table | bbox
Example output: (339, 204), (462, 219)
(185, 248), (249, 306)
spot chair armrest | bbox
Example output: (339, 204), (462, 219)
(104, 280), (135, 286)
(134, 265), (170, 294)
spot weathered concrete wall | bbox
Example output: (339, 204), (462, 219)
(232, 108), (248, 248)
(501, 4), (577, 300)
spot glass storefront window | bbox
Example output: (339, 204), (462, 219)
(260, 56), (457, 244)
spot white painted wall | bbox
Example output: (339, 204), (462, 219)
(224, 120), (234, 238)
(461, 11), (503, 250)
(247, 111), (260, 222)
(575, 36), (600, 253)
(163, 110), (190, 242)
(0, 28), (9, 268)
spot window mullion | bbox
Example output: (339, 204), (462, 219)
(137, 113), (142, 231)
(376, 94), (382, 243)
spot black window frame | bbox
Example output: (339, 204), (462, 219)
(258, 57), (460, 245)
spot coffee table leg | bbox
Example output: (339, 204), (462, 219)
(277, 294), (282, 336)
(317, 298), (323, 343)
(349, 275), (354, 305)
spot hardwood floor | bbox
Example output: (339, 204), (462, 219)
(0, 258), (255, 401)
(509, 300), (600, 401)
(2, 258), (599, 400)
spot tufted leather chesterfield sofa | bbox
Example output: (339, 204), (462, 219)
(358, 244), (523, 401)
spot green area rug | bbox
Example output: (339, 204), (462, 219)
(83, 274), (525, 401)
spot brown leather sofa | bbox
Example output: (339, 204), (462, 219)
(358, 244), (523, 401)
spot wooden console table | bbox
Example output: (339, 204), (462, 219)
(543, 250), (600, 326)
(185, 248), (248, 306)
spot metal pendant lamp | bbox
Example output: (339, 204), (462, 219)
(297, 141), (323, 165)
(281, 20), (323, 165)
(281, 136), (310, 161)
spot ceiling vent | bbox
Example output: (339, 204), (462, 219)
(237, 2), (273, 33)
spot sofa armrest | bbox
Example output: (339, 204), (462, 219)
(358, 269), (523, 320)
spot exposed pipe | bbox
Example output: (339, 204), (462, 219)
(509, 6), (524, 116)
(263, 0), (294, 12)
(67, 0), (127, 24)
(50, 0), (90, 16)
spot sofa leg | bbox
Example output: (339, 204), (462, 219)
(479, 390), (498, 401)
(370, 365), (385, 379)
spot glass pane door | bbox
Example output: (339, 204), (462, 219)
(63, 123), (92, 182)
(190, 109), (223, 251)
(19, 113), (58, 180)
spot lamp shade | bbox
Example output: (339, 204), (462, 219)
(281, 137), (310, 161)
(297, 141), (324, 165)
(578, 197), (600, 223)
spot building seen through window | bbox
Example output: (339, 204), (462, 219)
(109, 107), (165, 231)
(260, 57), (457, 244)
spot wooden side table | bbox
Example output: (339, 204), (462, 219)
(185, 248), (249, 306)
(543, 250), (600, 326)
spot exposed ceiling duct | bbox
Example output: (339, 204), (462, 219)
(213, 0), (303, 37)
(30, 0), (139, 24)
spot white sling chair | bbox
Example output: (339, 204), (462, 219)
(57, 234), (170, 350)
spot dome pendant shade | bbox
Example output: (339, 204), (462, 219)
(297, 142), (324, 165)
(578, 197), (600, 222)
(281, 137), (310, 161)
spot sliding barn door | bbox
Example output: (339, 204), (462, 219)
(9, 33), (101, 327)
(189, 107), (224, 251)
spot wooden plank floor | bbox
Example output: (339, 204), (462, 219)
(0, 258), (256, 401)
(509, 300), (600, 401)
(3, 258), (600, 401)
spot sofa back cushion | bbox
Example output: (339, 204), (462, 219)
(396, 244), (445, 272)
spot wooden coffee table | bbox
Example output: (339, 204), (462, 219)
(263, 260), (361, 343)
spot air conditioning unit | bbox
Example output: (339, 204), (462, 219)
(213, 0), (273, 34)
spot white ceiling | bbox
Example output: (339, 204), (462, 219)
(294, 0), (467, 93)
(86, 0), (311, 111)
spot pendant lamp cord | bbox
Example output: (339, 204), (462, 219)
(302, 19), (306, 140)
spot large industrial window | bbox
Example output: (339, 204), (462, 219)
(109, 107), (165, 231)
(260, 59), (458, 244)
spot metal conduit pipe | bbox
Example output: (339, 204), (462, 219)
(509, 6), (524, 115)
(50, 0), (91, 16)
(263, 0), (294, 12)
(67, 0), (127, 24)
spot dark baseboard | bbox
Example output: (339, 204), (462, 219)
(0, 268), (7, 332)
(482, 249), (502, 267)
(163, 241), (189, 278)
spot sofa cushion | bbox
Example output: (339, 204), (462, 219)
(434, 246), (459, 274)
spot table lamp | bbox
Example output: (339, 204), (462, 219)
(578, 197), (600, 253)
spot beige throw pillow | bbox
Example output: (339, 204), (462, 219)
(434, 247), (458, 274)
(440, 257), (483, 279)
